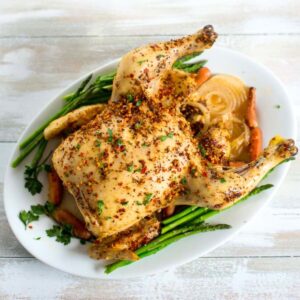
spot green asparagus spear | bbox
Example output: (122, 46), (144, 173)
(161, 207), (208, 234)
(105, 224), (230, 274)
(190, 184), (274, 225)
(162, 206), (198, 225)
(12, 71), (115, 168)
(18, 74), (93, 151)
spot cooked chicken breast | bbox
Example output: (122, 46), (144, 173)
(52, 100), (197, 238)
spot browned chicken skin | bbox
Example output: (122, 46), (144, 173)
(51, 26), (297, 260)
(53, 99), (197, 238)
(112, 25), (217, 103)
(199, 126), (231, 165)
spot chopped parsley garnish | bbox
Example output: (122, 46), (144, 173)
(190, 168), (197, 177)
(136, 201), (143, 206)
(107, 128), (113, 143)
(134, 168), (142, 173)
(160, 132), (174, 141)
(134, 122), (142, 129)
(97, 200), (104, 215)
(34, 237), (41, 240)
(46, 224), (72, 246)
(105, 216), (112, 220)
(127, 163), (134, 172)
(156, 54), (165, 59)
(31, 204), (47, 216)
(75, 144), (81, 150)
(23, 140), (52, 195)
(137, 59), (148, 65)
(18, 202), (55, 229)
(127, 94), (134, 103)
(95, 139), (101, 147)
(116, 139), (123, 146)
(198, 144), (207, 157)
(24, 163), (51, 195)
(143, 193), (153, 205)
(19, 210), (39, 229)
(142, 142), (149, 147)
(136, 100), (142, 107)
(275, 104), (281, 109)
(220, 178), (226, 183)
(121, 201), (129, 206)
(180, 177), (187, 185)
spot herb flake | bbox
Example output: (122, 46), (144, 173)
(127, 163), (134, 172)
(136, 100), (142, 107)
(143, 193), (153, 205)
(97, 200), (104, 215)
(107, 129), (113, 143)
(198, 144), (207, 157)
(160, 132), (174, 142)
(181, 177), (187, 185)
(95, 139), (101, 147)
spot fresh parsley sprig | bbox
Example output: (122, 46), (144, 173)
(24, 139), (51, 195)
(18, 202), (56, 229)
(46, 224), (73, 245)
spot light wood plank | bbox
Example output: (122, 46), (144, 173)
(1, 0), (300, 37)
(0, 35), (300, 142)
(1, 143), (299, 258)
(0, 257), (299, 299)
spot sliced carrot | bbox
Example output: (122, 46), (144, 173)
(163, 204), (175, 218)
(48, 169), (63, 205)
(229, 161), (246, 167)
(250, 127), (263, 161)
(53, 208), (91, 240)
(196, 67), (211, 86)
(246, 87), (258, 128)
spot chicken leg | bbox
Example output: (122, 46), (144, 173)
(111, 25), (217, 102)
(175, 137), (298, 209)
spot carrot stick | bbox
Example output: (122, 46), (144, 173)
(250, 127), (263, 161)
(48, 169), (63, 205)
(246, 87), (258, 128)
(229, 161), (246, 167)
(163, 204), (175, 218)
(53, 208), (91, 240)
(196, 67), (211, 86)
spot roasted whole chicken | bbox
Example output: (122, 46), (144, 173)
(49, 25), (297, 260)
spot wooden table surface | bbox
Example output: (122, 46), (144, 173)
(1, 1), (300, 299)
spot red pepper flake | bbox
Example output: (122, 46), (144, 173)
(141, 166), (147, 174)
(28, 225), (33, 229)
(117, 208), (126, 214)
(202, 171), (208, 177)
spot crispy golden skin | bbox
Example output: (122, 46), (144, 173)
(52, 100), (197, 239)
(52, 26), (297, 247)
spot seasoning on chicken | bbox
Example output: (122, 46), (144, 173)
(50, 26), (298, 261)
